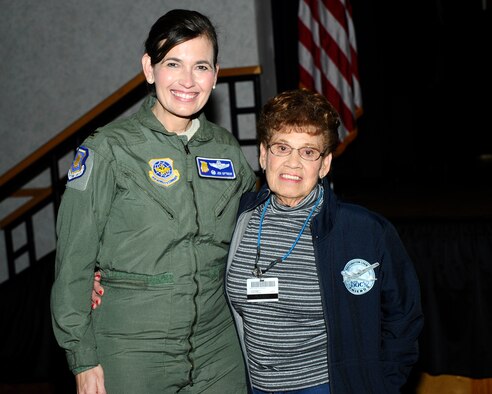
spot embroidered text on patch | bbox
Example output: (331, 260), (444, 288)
(196, 157), (236, 179)
(148, 158), (180, 187)
(341, 259), (379, 295)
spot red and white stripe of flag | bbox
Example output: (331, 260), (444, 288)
(298, 0), (362, 155)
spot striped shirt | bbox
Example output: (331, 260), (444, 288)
(227, 185), (329, 391)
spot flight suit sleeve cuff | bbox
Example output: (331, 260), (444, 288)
(66, 348), (99, 374)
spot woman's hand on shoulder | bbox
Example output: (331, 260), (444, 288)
(91, 271), (104, 310)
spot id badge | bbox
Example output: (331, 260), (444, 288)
(247, 277), (279, 302)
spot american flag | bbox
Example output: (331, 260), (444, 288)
(298, 0), (362, 155)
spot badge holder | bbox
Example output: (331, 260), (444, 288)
(247, 277), (279, 302)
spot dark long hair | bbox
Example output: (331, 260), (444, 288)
(145, 9), (218, 67)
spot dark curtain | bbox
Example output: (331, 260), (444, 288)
(396, 219), (492, 378)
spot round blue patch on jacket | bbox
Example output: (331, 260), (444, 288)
(341, 259), (379, 295)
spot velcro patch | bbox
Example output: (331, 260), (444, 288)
(148, 158), (180, 187)
(196, 157), (236, 179)
(67, 146), (93, 191)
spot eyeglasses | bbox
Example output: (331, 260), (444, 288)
(267, 143), (324, 161)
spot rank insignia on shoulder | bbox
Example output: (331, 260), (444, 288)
(196, 157), (236, 179)
(148, 158), (180, 187)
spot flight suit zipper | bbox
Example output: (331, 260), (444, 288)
(184, 140), (199, 387)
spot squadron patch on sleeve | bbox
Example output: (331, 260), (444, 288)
(67, 146), (93, 191)
(148, 158), (180, 187)
(341, 259), (379, 295)
(196, 157), (236, 179)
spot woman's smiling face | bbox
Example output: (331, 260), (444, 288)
(142, 35), (218, 131)
(260, 129), (332, 207)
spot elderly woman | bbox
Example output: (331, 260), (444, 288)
(225, 89), (423, 394)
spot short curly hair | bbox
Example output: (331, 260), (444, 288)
(257, 89), (340, 154)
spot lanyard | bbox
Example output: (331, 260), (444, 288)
(252, 188), (323, 278)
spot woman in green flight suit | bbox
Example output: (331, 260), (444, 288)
(51, 9), (256, 394)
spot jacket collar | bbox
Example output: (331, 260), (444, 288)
(312, 177), (337, 236)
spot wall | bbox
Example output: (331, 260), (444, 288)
(0, 0), (276, 282)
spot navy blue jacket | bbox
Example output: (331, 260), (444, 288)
(225, 178), (424, 394)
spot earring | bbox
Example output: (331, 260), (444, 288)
(212, 85), (216, 90)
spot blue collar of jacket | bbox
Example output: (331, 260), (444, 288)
(237, 177), (338, 236)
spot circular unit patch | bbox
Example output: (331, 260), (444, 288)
(341, 258), (378, 295)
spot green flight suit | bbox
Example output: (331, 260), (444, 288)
(51, 96), (256, 393)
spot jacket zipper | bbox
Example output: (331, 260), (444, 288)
(311, 218), (334, 394)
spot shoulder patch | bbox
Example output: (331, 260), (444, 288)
(341, 259), (379, 295)
(67, 146), (93, 191)
(196, 157), (236, 179)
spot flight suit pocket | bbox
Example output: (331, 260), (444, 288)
(213, 176), (243, 244)
(92, 281), (173, 354)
